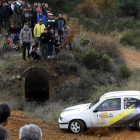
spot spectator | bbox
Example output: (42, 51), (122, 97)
(0, 9), (3, 36)
(47, 13), (56, 32)
(33, 2), (38, 12)
(56, 14), (66, 36)
(19, 124), (42, 140)
(62, 24), (72, 50)
(34, 19), (46, 47)
(20, 23), (32, 61)
(37, 11), (47, 26)
(0, 103), (10, 127)
(13, 2), (20, 15)
(19, 6), (23, 22)
(22, 7), (30, 25)
(0, 126), (9, 140)
(48, 28), (55, 58)
(38, 3), (42, 11)
(40, 28), (51, 59)
(30, 44), (41, 63)
(17, 22), (23, 33)
(43, 3), (50, 18)
(33, 6), (40, 25)
(54, 35), (61, 55)
(23, 0), (28, 9)
(6, 23), (18, 36)
(29, 7), (34, 29)
(2, 0), (9, 29)
(0, 1), (2, 11)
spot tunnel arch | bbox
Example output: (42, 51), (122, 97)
(22, 67), (50, 103)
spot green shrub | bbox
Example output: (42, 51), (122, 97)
(120, 30), (140, 48)
(82, 49), (110, 70)
(118, 65), (132, 79)
(80, 38), (90, 46)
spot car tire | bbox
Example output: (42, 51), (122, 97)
(136, 119), (140, 131)
(69, 120), (85, 134)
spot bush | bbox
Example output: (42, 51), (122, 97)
(80, 38), (90, 46)
(118, 65), (132, 79)
(52, 76), (96, 102)
(120, 30), (140, 49)
(82, 49), (110, 70)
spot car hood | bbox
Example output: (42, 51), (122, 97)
(61, 103), (90, 116)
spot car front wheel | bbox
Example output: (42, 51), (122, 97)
(69, 120), (85, 134)
(136, 119), (140, 131)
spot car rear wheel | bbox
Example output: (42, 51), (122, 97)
(136, 119), (140, 131)
(69, 120), (85, 134)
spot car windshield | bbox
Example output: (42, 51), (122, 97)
(89, 98), (100, 109)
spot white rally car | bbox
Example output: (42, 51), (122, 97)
(59, 91), (140, 133)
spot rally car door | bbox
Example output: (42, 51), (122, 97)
(92, 98), (123, 127)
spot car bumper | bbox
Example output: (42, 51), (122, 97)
(59, 123), (69, 129)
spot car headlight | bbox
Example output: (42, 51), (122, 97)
(60, 116), (63, 121)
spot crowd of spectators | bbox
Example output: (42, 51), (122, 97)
(0, 0), (71, 62)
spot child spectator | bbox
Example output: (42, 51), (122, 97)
(48, 28), (55, 58)
(54, 35), (61, 55)
(30, 44), (41, 63)
(40, 28), (51, 59)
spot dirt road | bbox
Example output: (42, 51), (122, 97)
(6, 110), (140, 140)
(121, 48), (140, 68)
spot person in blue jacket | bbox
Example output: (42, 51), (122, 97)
(37, 11), (47, 26)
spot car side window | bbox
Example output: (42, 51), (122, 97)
(124, 97), (140, 109)
(97, 98), (121, 111)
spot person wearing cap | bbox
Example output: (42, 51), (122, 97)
(13, 2), (20, 15)
(40, 28), (51, 59)
(47, 13), (56, 32)
(37, 11), (47, 26)
(34, 19), (46, 47)
(54, 35), (61, 55)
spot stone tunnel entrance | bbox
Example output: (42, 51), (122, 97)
(22, 67), (50, 103)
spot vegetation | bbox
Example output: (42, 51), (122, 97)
(120, 30), (140, 49)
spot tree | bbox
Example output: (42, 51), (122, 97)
(117, 0), (140, 17)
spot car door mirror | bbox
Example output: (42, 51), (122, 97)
(93, 108), (98, 112)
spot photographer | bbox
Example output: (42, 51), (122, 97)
(30, 44), (41, 63)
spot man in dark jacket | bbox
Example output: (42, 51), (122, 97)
(20, 23), (32, 61)
(6, 23), (18, 36)
(47, 13), (56, 32)
(2, 1), (9, 28)
(40, 28), (51, 59)
(22, 7), (30, 25)
(56, 14), (66, 36)
(48, 28), (55, 58)
(33, 6), (40, 25)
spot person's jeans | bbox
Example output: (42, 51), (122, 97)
(55, 47), (60, 55)
(11, 34), (20, 43)
(23, 42), (30, 60)
(58, 30), (63, 36)
(41, 43), (48, 58)
(31, 51), (41, 60)
(48, 43), (53, 56)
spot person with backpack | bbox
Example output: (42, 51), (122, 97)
(29, 44), (41, 63)
(40, 28), (51, 59)
(20, 23), (32, 61)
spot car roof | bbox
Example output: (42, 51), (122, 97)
(100, 91), (140, 100)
